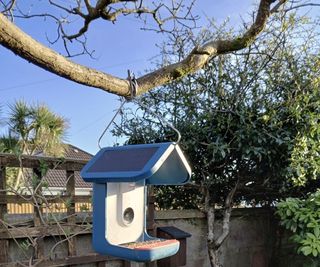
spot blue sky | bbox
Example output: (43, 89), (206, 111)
(1, 0), (256, 155)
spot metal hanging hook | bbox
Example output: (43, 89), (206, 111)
(127, 70), (137, 100)
(132, 98), (181, 144)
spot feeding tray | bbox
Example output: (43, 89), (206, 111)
(81, 142), (191, 262)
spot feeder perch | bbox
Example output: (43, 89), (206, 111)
(81, 142), (191, 262)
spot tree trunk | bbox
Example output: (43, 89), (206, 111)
(208, 246), (222, 267)
(14, 146), (28, 190)
(206, 204), (223, 267)
(13, 167), (23, 190)
(205, 187), (221, 267)
(204, 180), (239, 267)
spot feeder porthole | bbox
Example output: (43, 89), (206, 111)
(123, 207), (134, 225)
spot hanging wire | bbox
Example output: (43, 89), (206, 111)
(97, 70), (181, 149)
(98, 98), (126, 149)
(132, 98), (181, 144)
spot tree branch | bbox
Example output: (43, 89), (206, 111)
(0, 12), (130, 96)
(1, 0), (16, 14)
(0, 0), (285, 97)
(135, 0), (280, 94)
(213, 179), (239, 248)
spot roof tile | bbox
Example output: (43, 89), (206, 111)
(42, 144), (93, 189)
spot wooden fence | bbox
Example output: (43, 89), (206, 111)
(0, 153), (141, 266)
(6, 199), (92, 214)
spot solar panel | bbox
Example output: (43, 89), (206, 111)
(87, 147), (159, 172)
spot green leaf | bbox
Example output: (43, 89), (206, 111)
(287, 209), (292, 216)
(312, 248), (318, 257)
(314, 227), (320, 238)
(220, 149), (226, 158)
(301, 246), (312, 256)
(307, 222), (314, 228)
(306, 233), (316, 240)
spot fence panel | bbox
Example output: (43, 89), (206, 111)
(0, 166), (8, 263)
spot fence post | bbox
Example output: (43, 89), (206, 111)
(66, 170), (77, 263)
(33, 168), (45, 260)
(33, 168), (43, 227)
(0, 166), (8, 263)
(0, 167), (7, 222)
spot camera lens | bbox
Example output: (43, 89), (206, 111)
(123, 207), (134, 225)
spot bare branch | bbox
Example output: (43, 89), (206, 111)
(0, 12), (129, 95)
(270, 0), (287, 13)
(284, 2), (320, 12)
(48, 0), (78, 15)
(0, 0), (290, 97)
(0, 0), (16, 14)
(137, 0), (278, 94)
(271, 0), (320, 13)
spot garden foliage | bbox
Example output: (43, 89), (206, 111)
(277, 191), (320, 258)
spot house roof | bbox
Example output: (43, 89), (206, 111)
(64, 144), (92, 161)
(43, 144), (93, 189)
(44, 170), (92, 189)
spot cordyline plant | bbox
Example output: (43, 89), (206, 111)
(0, 101), (68, 189)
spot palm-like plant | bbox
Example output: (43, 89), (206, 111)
(7, 101), (68, 156)
(0, 134), (19, 154)
(1, 101), (68, 189)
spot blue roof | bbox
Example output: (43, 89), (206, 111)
(80, 142), (191, 185)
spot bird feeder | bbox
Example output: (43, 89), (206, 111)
(81, 142), (191, 262)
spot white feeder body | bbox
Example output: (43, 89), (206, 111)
(106, 182), (145, 244)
